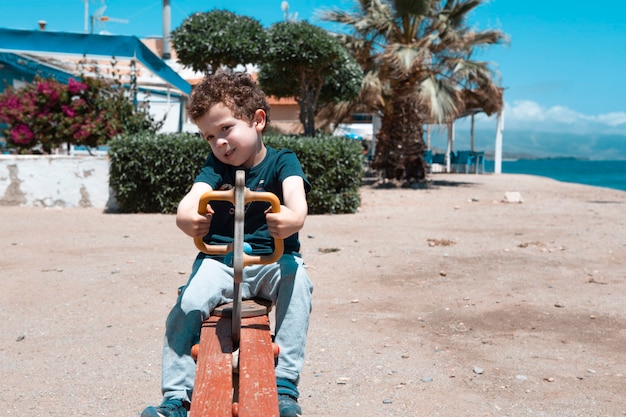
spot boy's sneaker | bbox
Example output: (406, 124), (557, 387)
(278, 394), (302, 417)
(141, 398), (187, 417)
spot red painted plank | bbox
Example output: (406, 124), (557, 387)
(190, 315), (233, 417)
(237, 315), (279, 417)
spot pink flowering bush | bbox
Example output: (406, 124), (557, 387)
(0, 76), (161, 154)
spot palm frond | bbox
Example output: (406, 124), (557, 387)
(420, 76), (461, 124)
(381, 43), (426, 77)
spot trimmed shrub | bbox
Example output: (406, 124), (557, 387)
(108, 133), (209, 213)
(108, 133), (363, 214)
(265, 134), (363, 214)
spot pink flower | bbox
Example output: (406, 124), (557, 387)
(1, 95), (22, 110)
(68, 78), (88, 94)
(74, 129), (90, 142)
(61, 105), (75, 117)
(36, 80), (59, 102)
(10, 124), (34, 145)
(71, 97), (87, 109)
(0, 95), (23, 122)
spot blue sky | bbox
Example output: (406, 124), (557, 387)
(1, 0), (626, 156)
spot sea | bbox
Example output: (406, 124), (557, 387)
(482, 159), (626, 192)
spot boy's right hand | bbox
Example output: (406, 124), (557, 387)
(176, 182), (214, 238)
(178, 205), (214, 238)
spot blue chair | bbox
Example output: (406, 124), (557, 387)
(424, 150), (433, 172)
(451, 150), (475, 173)
(432, 153), (445, 164)
(424, 149), (433, 163)
(470, 151), (485, 174)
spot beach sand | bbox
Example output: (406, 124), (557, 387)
(1, 173), (625, 416)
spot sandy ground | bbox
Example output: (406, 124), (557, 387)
(1, 173), (625, 417)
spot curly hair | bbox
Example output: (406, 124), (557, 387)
(188, 71), (270, 129)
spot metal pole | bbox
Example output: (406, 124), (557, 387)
(494, 111), (504, 174)
(83, 0), (89, 33)
(446, 122), (454, 173)
(470, 113), (475, 152)
(231, 170), (246, 345)
(162, 0), (171, 59)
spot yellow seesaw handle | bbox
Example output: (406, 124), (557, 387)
(194, 188), (284, 266)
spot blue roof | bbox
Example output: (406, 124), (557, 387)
(0, 52), (75, 83)
(0, 28), (191, 95)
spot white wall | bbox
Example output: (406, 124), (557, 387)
(0, 155), (115, 210)
(138, 91), (198, 134)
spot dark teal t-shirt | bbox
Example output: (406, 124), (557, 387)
(195, 146), (311, 257)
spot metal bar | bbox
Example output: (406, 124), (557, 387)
(231, 170), (246, 345)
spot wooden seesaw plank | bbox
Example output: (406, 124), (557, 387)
(190, 315), (233, 417)
(237, 314), (279, 417)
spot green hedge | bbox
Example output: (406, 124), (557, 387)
(108, 132), (363, 214)
(108, 133), (209, 213)
(265, 134), (363, 214)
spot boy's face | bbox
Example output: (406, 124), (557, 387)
(196, 103), (266, 169)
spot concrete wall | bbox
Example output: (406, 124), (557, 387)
(0, 155), (116, 210)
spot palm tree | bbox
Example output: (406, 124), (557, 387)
(320, 0), (507, 183)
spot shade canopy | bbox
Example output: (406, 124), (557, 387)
(0, 28), (190, 95)
(0, 51), (75, 83)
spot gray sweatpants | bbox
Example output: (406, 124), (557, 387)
(160, 254), (313, 403)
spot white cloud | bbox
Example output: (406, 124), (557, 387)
(507, 100), (547, 121)
(589, 112), (626, 127)
(472, 100), (626, 134)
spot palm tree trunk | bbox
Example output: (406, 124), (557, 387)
(372, 88), (427, 183)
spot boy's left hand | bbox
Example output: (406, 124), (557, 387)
(265, 205), (303, 239)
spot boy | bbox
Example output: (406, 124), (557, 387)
(141, 71), (313, 417)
